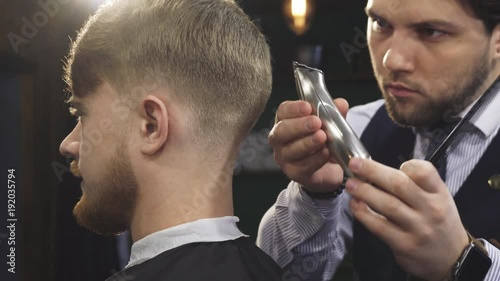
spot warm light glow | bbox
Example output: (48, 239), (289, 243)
(288, 0), (309, 35)
(284, 0), (312, 36)
(291, 0), (307, 17)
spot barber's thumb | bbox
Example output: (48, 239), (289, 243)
(400, 159), (443, 193)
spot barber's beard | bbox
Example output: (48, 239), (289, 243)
(381, 50), (490, 127)
(72, 142), (138, 236)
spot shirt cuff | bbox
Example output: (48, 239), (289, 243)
(276, 182), (343, 245)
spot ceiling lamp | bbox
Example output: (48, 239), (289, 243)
(283, 0), (314, 36)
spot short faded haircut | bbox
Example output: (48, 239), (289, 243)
(64, 0), (272, 152)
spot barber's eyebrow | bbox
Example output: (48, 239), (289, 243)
(409, 20), (462, 32)
(365, 7), (462, 31)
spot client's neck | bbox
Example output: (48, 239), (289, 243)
(129, 160), (236, 242)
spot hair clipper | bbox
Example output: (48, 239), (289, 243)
(293, 61), (371, 178)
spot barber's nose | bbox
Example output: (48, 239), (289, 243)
(59, 122), (81, 160)
(382, 34), (415, 73)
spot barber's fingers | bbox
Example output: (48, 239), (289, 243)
(275, 100), (312, 123)
(333, 98), (349, 119)
(348, 158), (426, 209)
(281, 147), (328, 176)
(274, 98), (349, 123)
(346, 178), (419, 230)
(277, 130), (327, 162)
(283, 151), (345, 192)
(269, 116), (322, 147)
(350, 198), (408, 249)
(400, 160), (446, 194)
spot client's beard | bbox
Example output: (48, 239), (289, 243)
(72, 143), (138, 236)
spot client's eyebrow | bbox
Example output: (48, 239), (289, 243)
(365, 7), (385, 21)
(66, 97), (86, 116)
(69, 107), (80, 117)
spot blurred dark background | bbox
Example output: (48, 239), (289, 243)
(1, 0), (381, 280)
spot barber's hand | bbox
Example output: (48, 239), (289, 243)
(345, 158), (469, 281)
(269, 99), (349, 193)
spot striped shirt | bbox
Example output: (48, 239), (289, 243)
(257, 85), (500, 281)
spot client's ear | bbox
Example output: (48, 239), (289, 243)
(139, 95), (168, 155)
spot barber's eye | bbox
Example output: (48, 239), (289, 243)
(419, 28), (448, 41)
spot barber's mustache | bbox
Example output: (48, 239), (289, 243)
(70, 160), (81, 178)
(382, 74), (425, 94)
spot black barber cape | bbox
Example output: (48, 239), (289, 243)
(105, 237), (283, 281)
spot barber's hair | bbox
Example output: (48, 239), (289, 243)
(463, 0), (500, 32)
(64, 0), (272, 152)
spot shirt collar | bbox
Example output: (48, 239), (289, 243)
(457, 81), (500, 138)
(126, 216), (247, 268)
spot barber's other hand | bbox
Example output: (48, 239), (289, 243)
(345, 158), (469, 281)
(269, 99), (349, 193)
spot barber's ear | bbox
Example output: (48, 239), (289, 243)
(139, 95), (168, 155)
(493, 24), (500, 58)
